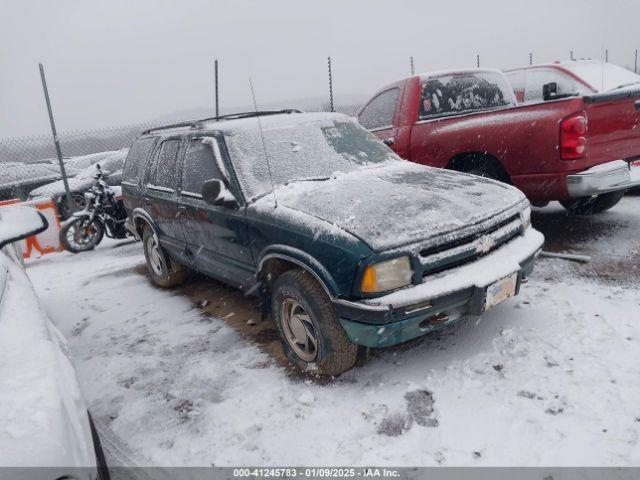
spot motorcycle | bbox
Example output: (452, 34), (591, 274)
(59, 164), (131, 253)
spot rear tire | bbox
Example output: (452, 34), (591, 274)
(271, 269), (357, 376)
(59, 217), (104, 254)
(560, 190), (626, 215)
(142, 225), (188, 287)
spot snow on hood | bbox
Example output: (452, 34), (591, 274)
(0, 252), (95, 468)
(264, 161), (527, 252)
(0, 206), (46, 248)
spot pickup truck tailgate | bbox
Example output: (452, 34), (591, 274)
(584, 89), (640, 164)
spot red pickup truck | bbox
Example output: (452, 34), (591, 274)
(358, 62), (640, 214)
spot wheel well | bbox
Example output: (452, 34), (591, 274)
(134, 216), (152, 238)
(446, 152), (511, 183)
(260, 257), (300, 290)
(259, 256), (333, 297)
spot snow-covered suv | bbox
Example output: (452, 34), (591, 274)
(121, 111), (544, 376)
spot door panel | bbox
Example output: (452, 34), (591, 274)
(178, 136), (254, 289)
(144, 138), (186, 256)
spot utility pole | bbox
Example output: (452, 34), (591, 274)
(410, 56), (415, 76)
(39, 63), (73, 214)
(214, 59), (219, 117)
(327, 56), (334, 112)
(605, 49), (609, 63)
(570, 50), (574, 60)
(476, 54), (480, 68)
(529, 52), (533, 66)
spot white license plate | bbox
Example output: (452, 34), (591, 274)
(484, 273), (518, 310)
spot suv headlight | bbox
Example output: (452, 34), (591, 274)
(520, 206), (532, 230)
(361, 256), (413, 293)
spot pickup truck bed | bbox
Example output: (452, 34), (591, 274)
(358, 63), (640, 213)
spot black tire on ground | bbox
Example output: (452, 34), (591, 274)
(271, 269), (358, 376)
(59, 217), (104, 254)
(141, 225), (188, 287)
(466, 164), (506, 182)
(88, 413), (110, 480)
(559, 190), (626, 215)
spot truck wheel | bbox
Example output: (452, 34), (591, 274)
(560, 190), (626, 215)
(467, 164), (506, 182)
(271, 269), (357, 376)
(142, 225), (187, 287)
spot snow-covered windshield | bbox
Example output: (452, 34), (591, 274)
(561, 61), (640, 92)
(419, 71), (515, 119)
(224, 119), (400, 200)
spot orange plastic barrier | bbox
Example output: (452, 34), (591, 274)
(0, 198), (63, 258)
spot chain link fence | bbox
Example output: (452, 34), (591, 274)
(0, 101), (361, 209)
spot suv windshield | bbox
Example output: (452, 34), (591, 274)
(224, 119), (400, 200)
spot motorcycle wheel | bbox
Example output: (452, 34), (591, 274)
(59, 217), (104, 254)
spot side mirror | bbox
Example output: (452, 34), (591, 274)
(543, 82), (558, 101)
(201, 179), (238, 209)
(0, 206), (49, 250)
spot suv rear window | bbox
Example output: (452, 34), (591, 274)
(123, 137), (157, 184)
(149, 139), (181, 189)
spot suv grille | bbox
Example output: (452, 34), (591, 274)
(419, 215), (522, 277)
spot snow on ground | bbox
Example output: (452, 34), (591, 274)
(26, 197), (640, 466)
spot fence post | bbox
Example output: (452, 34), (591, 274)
(476, 54), (480, 68)
(529, 52), (533, 65)
(570, 50), (574, 60)
(39, 63), (73, 214)
(605, 49), (609, 63)
(635, 49), (638, 73)
(410, 56), (415, 76)
(327, 56), (334, 112)
(214, 59), (220, 117)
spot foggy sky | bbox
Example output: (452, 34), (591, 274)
(1, 0), (638, 138)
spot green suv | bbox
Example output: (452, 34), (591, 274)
(121, 111), (544, 375)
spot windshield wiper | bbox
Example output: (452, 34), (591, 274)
(246, 176), (333, 205)
(610, 81), (640, 91)
(284, 176), (332, 185)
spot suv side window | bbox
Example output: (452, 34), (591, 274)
(181, 137), (224, 194)
(149, 139), (181, 189)
(122, 137), (157, 184)
(358, 88), (400, 130)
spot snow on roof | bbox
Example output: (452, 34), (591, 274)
(200, 111), (351, 134)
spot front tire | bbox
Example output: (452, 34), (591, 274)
(560, 190), (626, 215)
(271, 269), (357, 376)
(142, 226), (188, 287)
(59, 217), (104, 253)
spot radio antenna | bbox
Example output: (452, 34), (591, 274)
(249, 77), (278, 208)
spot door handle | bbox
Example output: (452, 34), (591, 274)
(177, 204), (186, 215)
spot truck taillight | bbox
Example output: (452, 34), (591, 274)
(560, 112), (587, 160)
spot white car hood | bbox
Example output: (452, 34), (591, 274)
(0, 252), (96, 471)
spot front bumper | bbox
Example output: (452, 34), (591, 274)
(566, 160), (640, 197)
(334, 228), (544, 348)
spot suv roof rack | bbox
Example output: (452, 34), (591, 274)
(141, 109), (303, 135)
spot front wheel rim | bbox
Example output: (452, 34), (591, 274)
(281, 298), (318, 362)
(66, 220), (97, 249)
(146, 235), (165, 276)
